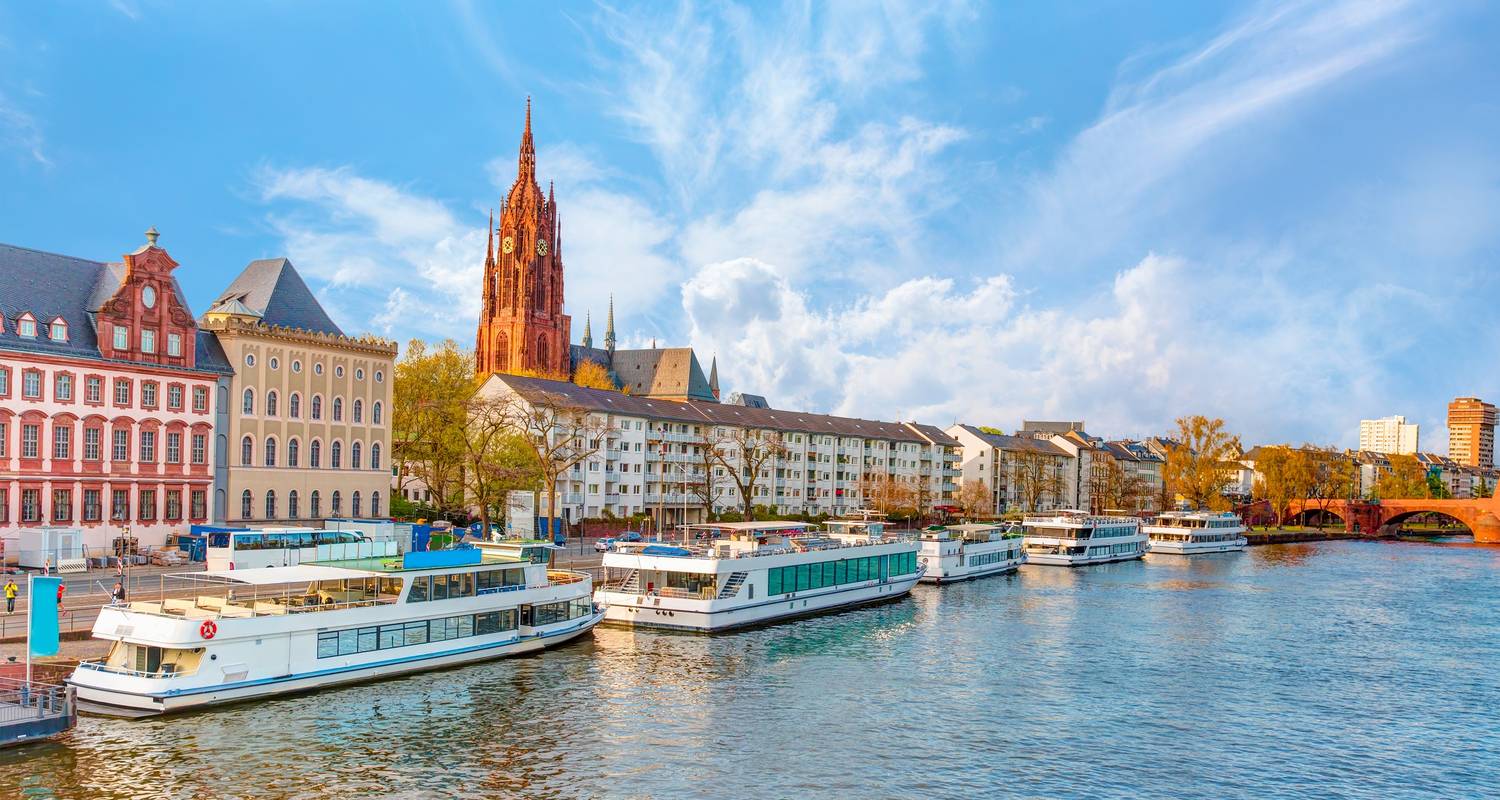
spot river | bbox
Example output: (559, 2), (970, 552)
(3, 538), (1498, 799)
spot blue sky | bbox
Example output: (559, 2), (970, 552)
(2, 1), (1498, 449)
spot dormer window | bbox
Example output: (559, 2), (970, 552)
(17, 314), (36, 338)
(113, 325), (129, 350)
(49, 318), (68, 342)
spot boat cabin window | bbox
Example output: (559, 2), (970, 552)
(316, 609), (521, 658)
(521, 598), (593, 626)
(407, 567), (527, 602)
(105, 642), (205, 676)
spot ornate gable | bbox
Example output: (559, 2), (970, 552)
(94, 228), (198, 368)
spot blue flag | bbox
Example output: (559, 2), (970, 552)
(30, 576), (61, 657)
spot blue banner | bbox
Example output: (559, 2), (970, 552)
(30, 576), (61, 657)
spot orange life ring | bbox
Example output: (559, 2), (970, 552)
(200, 620), (218, 640)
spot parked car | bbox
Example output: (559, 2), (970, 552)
(594, 531), (644, 553)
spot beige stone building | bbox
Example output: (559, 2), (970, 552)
(201, 259), (396, 524)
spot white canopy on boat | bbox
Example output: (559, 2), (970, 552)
(181, 564), (384, 585)
(686, 521), (810, 532)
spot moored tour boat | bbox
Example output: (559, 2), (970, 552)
(1144, 511), (1248, 554)
(67, 541), (603, 715)
(1022, 510), (1146, 566)
(595, 520), (923, 632)
(917, 523), (1025, 583)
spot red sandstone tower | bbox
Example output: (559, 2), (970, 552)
(476, 99), (571, 377)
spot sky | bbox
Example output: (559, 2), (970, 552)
(2, 1), (1497, 450)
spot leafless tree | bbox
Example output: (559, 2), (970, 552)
(704, 427), (790, 519)
(1011, 448), (1066, 512)
(497, 389), (610, 529)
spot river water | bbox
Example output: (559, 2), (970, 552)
(3, 538), (1498, 799)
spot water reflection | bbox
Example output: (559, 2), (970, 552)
(5, 540), (1500, 799)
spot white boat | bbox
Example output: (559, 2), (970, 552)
(595, 520), (923, 632)
(1144, 511), (1248, 554)
(67, 541), (603, 715)
(1022, 510), (1146, 566)
(917, 523), (1025, 583)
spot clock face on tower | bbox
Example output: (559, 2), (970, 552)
(501, 236), (514, 254)
(536, 239), (548, 256)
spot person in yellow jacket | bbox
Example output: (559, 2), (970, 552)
(3, 578), (16, 614)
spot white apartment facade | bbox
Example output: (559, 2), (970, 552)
(947, 424), (1075, 514)
(1358, 415), (1419, 455)
(479, 374), (959, 523)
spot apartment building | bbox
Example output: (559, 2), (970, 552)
(946, 425), (1074, 514)
(1358, 415), (1420, 455)
(477, 374), (959, 523)
(1447, 397), (1496, 468)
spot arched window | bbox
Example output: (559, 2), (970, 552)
(289, 393), (301, 418)
(372, 401), (383, 425)
(352, 491), (362, 518)
(371, 443), (381, 470)
(242, 388), (254, 414)
(351, 441), (362, 470)
(310, 439), (322, 468)
(331, 441), (342, 469)
(371, 491), (381, 518)
(265, 490), (277, 520)
(288, 438), (300, 467)
(353, 399), (363, 424)
(266, 390), (278, 416)
(264, 437), (277, 467)
(332, 490), (343, 516)
(332, 397), (343, 422)
(241, 436), (253, 466)
(288, 490), (300, 519)
(310, 490), (321, 518)
(537, 334), (548, 368)
(240, 489), (252, 519)
(311, 395), (323, 420)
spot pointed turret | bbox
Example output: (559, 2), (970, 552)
(484, 209), (495, 267)
(709, 355), (720, 400)
(518, 96), (536, 181)
(582, 311), (593, 348)
(604, 294), (616, 355)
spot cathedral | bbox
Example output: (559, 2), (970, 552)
(476, 100), (720, 403)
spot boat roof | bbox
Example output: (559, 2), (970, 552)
(684, 521), (810, 532)
(182, 564), (383, 585)
(945, 523), (1008, 532)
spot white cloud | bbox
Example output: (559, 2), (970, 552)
(0, 91), (48, 166)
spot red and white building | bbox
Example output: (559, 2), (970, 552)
(0, 231), (233, 557)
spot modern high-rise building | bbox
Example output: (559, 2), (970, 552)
(1358, 415), (1420, 455)
(1447, 397), (1497, 468)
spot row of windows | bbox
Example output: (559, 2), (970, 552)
(239, 437), (381, 470)
(246, 353), (381, 384)
(765, 552), (920, 596)
(0, 421), (208, 465)
(406, 567), (528, 602)
(966, 547), (1022, 567)
(110, 324), (185, 357)
(1, 313), (69, 342)
(316, 610), (518, 659)
(239, 489), (380, 520)
(0, 368), (209, 411)
(0, 486), (207, 524)
(1090, 543), (1143, 556)
(242, 390), (383, 425)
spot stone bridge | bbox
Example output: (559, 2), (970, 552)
(1285, 496), (1500, 543)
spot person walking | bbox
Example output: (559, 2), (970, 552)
(56, 582), (66, 616)
(3, 579), (16, 614)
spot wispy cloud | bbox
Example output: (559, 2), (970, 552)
(0, 91), (49, 166)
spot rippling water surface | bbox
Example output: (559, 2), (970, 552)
(4, 539), (1499, 799)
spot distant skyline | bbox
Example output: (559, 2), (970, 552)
(2, 1), (1497, 450)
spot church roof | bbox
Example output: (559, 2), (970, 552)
(209, 258), (344, 336)
(609, 347), (716, 401)
(486, 373), (932, 443)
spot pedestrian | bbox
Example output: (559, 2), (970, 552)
(56, 582), (66, 616)
(111, 581), (126, 606)
(3, 579), (16, 614)
(43, 557), (51, 576)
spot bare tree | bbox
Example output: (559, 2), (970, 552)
(704, 427), (790, 519)
(686, 441), (722, 518)
(1011, 448), (1065, 512)
(956, 478), (991, 517)
(461, 394), (540, 534)
(1094, 458), (1148, 513)
(497, 390), (610, 530)
(855, 474), (921, 520)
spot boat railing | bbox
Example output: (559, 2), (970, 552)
(72, 661), (203, 680)
(117, 593), (401, 621)
(604, 585), (714, 600)
(545, 571), (590, 586)
(629, 537), (912, 561)
(0, 676), (74, 725)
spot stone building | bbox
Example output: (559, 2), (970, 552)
(202, 258), (397, 524)
(0, 232), (231, 554)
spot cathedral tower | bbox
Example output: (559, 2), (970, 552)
(476, 98), (572, 377)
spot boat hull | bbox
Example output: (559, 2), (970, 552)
(919, 561), (1021, 583)
(599, 573), (921, 632)
(1148, 538), (1248, 555)
(1024, 551), (1144, 567)
(70, 611), (604, 716)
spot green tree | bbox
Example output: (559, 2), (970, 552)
(392, 339), (475, 516)
(1373, 454), (1428, 499)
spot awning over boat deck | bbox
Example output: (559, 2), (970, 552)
(176, 564), (385, 585)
